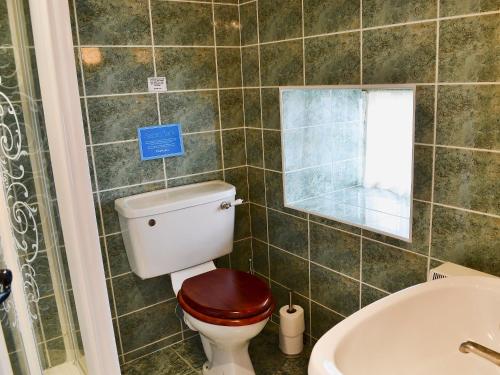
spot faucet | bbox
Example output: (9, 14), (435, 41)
(459, 341), (500, 367)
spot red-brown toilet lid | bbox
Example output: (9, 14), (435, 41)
(178, 268), (273, 320)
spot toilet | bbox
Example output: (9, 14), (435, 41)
(114, 180), (274, 375)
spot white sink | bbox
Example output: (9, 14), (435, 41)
(308, 276), (500, 375)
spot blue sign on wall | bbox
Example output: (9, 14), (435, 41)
(138, 124), (184, 160)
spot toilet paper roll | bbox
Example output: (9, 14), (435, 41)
(279, 305), (305, 336)
(279, 305), (305, 355)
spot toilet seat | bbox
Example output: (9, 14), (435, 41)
(177, 268), (274, 327)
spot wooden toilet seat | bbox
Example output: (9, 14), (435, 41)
(177, 268), (275, 327)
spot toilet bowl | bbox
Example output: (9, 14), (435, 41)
(115, 181), (275, 375)
(176, 267), (274, 375)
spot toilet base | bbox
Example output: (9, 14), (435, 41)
(201, 338), (255, 375)
(183, 313), (268, 375)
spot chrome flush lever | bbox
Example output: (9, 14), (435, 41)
(220, 199), (244, 210)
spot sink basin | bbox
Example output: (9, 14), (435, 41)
(308, 276), (500, 375)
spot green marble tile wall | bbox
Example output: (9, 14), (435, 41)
(240, 0), (499, 341)
(70, 0), (250, 366)
(67, 0), (498, 369)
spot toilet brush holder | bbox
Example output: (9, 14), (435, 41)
(279, 290), (305, 356)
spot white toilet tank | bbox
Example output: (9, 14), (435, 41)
(115, 181), (236, 279)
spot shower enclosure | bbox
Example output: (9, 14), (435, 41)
(0, 1), (119, 374)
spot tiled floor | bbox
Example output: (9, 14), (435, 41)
(122, 322), (312, 375)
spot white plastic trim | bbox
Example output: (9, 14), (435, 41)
(27, 1), (121, 374)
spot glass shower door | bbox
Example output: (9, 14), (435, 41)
(0, 232), (39, 374)
(0, 0), (87, 373)
(0, 34), (44, 373)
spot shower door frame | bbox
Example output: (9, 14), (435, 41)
(0, 1), (121, 374)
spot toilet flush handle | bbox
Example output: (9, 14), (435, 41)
(220, 199), (244, 210)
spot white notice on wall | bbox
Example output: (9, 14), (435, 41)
(148, 77), (167, 92)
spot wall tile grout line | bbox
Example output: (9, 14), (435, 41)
(426, 0), (441, 276)
(77, 44), (231, 49)
(359, 0), (364, 310)
(211, 1), (226, 184)
(307, 214), (312, 343)
(143, 0), (240, 5)
(241, 9), (499, 47)
(146, 0), (169, 191)
(88, 125), (256, 148)
(249, 216), (490, 266)
(426, 144), (500, 154)
(248, 168), (500, 220)
(237, 0), (254, 265)
(89, 162), (251, 195)
(265, 274), (352, 320)
(423, 202), (500, 219)
(301, 0), (306, 86)
(270, 207), (432, 258)
(77, 80), (500, 100)
(359, 0), (364, 85)
(252, 0), (273, 290)
(267, 236), (422, 288)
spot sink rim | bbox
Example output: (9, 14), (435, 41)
(308, 276), (500, 375)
